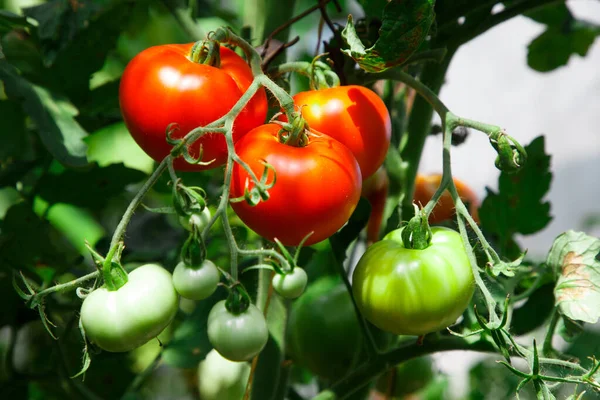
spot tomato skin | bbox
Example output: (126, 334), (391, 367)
(179, 207), (212, 232)
(272, 267), (307, 299)
(413, 174), (479, 223)
(362, 166), (389, 244)
(80, 264), (179, 352)
(197, 349), (251, 400)
(207, 300), (268, 362)
(291, 85), (391, 179)
(119, 44), (267, 171)
(172, 260), (220, 300)
(352, 227), (474, 336)
(230, 124), (362, 246)
(375, 356), (435, 397)
(287, 275), (362, 381)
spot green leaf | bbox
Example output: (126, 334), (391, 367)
(479, 136), (552, 256)
(85, 122), (154, 174)
(522, 2), (571, 26)
(0, 10), (31, 34)
(341, 0), (436, 72)
(36, 163), (145, 209)
(0, 202), (77, 269)
(0, 100), (29, 163)
(547, 231), (600, 324)
(0, 58), (89, 167)
(527, 21), (600, 73)
(357, 0), (388, 19)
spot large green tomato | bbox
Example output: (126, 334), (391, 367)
(375, 356), (435, 397)
(207, 300), (269, 362)
(287, 275), (362, 381)
(80, 264), (179, 352)
(197, 349), (251, 400)
(352, 227), (474, 336)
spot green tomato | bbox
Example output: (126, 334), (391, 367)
(375, 356), (435, 397)
(272, 267), (307, 299)
(197, 349), (250, 400)
(172, 260), (220, 300)
(287, 275), (362, 381)
(352, 226), (474, 336)
(179, 207), (211, 232)
(80, 264), (179, 352)
(207, 300), (268, 362)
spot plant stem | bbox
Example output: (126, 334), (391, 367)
(397, 50), (455, 220)
(542, 308), (560, 357)
(32, 271), (99, 300)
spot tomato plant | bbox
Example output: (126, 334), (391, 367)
(272, 267), (307, 299)
(80, 264), (179, 352)
(207, 300), (268, 362)
(172, 259), (220, 300)
(291, 85), (391, 180)
(119, 43), (267, 171)
(287, 275), (362, 381)
(230, 123), (362, 246)
(4, 1), (599, 399)
(352, 227), (475, 336)
(414, 173), (480, 223)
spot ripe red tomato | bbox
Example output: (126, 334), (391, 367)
(290, 86), (391, 180)
(361, 166), (389, 244)
(413, 174), (480, 224)
(119, 44), (267, 171)
(230, 124), (362, 246)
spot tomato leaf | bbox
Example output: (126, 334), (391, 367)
(527, 21), (600, 73)
(546, 231), (600, 324)
(0, 100), (29, 163)
(341, 0), (435, 72)
(0, 10), (32, 34)
(479, 136), (552, 258)
(36, 163), (145, 209)
(357, 0), (388, 19)
(0, 58), (89, 168)
(0, 202), (77, 269)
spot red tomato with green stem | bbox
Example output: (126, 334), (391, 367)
(230, 123), (362, 246)
(290, 85), (391, 180)
(119, 43), (267, 171)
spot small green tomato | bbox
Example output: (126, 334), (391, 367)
(272, 267), (307, 299)
(197, 349), (251, 400)
(207, 300), (268, 362)
(172, 260), (220, 300)
(179, 207), (211, 232)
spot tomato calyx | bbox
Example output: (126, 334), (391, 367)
(277, 112), (310, 147)
(103, 260), (128, 291)
(189, 39), (221, 67)
(225, 285), (252, 315)
(229, 160), (276, 206)
(401, 207), (433, 250)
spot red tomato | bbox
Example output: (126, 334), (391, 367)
(230, 124), (362, 246)
(414, 174), (480, 224)
(361, 166), (389, 244)
(119, 44), (267, 171)
(290, 85), (391, 180)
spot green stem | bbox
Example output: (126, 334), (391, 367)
(542, 309), (560, 357)
(32, 271), (99, 300)
(397, 50), (455, 220)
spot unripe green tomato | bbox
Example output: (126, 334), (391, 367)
(197, 349), (251, 400)
(287, 275), (362, 381)
(80, 264), (179, 352)
(172, 260), (220, 300)
(352, 226), (474, 336)
(272, 267), (307, 299)
(179, 207), (211, 232)
(207, 300), (268, 362)
(375, 356), (435, 397)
